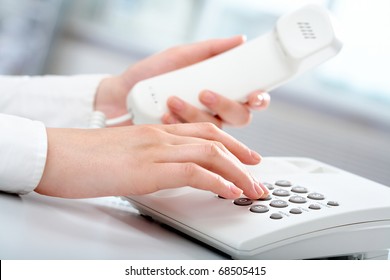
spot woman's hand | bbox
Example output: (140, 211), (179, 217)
(164, 90), (270, 127)
(95, 36), (270, 127)
(36, 123), (269, 199)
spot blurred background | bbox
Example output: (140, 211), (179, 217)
(1, 0), (389, 186)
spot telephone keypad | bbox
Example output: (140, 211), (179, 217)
(228, 180), (339, 220)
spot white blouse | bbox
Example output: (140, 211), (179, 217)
(0, 75), (106, 194)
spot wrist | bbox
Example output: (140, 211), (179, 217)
(36, 128), (100, 198)
(94, 76), (130, 120)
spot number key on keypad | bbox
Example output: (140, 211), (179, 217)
(290, 208), (303, 214)
(250, 205), (269, 213)
(309, 204), (321, 210)
(263, 182), (275, 190)
(327, 201), (339, 206)
(308, 192), (325, 200)
(272, 189), (290, 197)
(289, 195), (307, 204)
(234, 198), (253, 206)
(291, 186), (308, 193)
(270, 200), (288, 208)
(270, 213), (283, 219)
(257, 195), (272, 201)
(275, 180), (292, 187)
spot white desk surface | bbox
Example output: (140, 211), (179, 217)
(0, 191), (227, 260)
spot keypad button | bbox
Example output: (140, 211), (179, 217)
(270, 213), (283, 220)
(234, 198), (253, 206)
(275, 180), (292, 187)
(270, 200), (288, 208)
(250, 205), (269, 213)
(263, 182), (274, 190)
(290, 208), (303, 214)
(257, 195), (272, 201)
(291, 186), (308, 194)
(327, 201), (339, 206)
(289, 195), (307, 204)
(307, 192), (325, 200)
(309, 204), (321, 210)
(272, 189), (290, 197)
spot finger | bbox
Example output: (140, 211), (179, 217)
(161, 112), (181, 124)
(174, 35), (246, 67)
(199, 90), (252, 127)
(152, 162), (244, 199)
(159, 137), (269, 199)
(127, 35), (247, 85)
(147, 129), (257, 194)
(247, 91), (271, 111)
(155, 142), (263, 199)
(150, 128), (239, 162)
(161, 123), (261, 165)
(166, 96), (223, 127)
(165, 91), (270, 126)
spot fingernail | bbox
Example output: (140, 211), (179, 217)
(261, 184), (270, 198)
(200, 90), (217, 105)
(251, 150), (261, 162)
(253, 94), (264, 107)
(254, 182), (265, 197)
(251, 175), (265, 198)
(169, 97), (185, 112)
(232, 34), (247, 43)
(258, 181), (270, 197)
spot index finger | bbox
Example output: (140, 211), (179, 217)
(177, 35), (246, 65)
(160, 122), (261, 165)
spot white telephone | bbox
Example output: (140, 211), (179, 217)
(123, 157), (390, 260)
(126, 4), (342, 124)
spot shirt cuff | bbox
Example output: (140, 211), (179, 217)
(0, 114), (47, 194)
(0, 74), (109, 128)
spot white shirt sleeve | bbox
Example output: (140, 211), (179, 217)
(0, 74), (107, 194)
(0, 114), (47, 194)
(0, 75), (107, 128)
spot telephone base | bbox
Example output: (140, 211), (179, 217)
(124, 157), (390, 260)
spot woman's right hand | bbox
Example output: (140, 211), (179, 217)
(36, 123), (269, 199)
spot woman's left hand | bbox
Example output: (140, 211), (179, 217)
(95, 35), (270, 127)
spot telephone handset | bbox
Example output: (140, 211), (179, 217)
(126, 4), (342, 124)
(123, 157), (390, 259)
